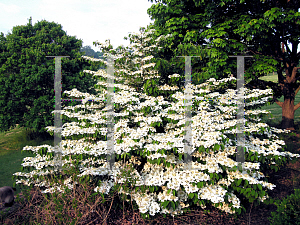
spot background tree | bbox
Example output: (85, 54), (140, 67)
(143, 0), (243, 98)
(146, 0), (300, 130)
(0, 17), (104, 139)
(80, 45), (104, 59)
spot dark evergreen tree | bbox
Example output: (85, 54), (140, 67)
(0, 17), (104, 137)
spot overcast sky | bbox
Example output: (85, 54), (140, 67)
(0, 0), (156, 52)
(0, 0), (298, 54)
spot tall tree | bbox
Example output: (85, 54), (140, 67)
(0, 17), (104, 138)
(144, 0), (243, 96)
(147, 0), (300, 130)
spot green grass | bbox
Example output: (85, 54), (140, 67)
(0, 72), (299, 195)
(0, 125), (54, 195)
(260, 71), (284, 83)
(248, 72), (300, 126)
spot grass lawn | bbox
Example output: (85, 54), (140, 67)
(250, 72), (300, 126)
(0, 125), (54, 195)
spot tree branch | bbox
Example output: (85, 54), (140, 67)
(247, 49), (284, 62)
(295, 82), (300, 96)
(278, 67), (285, 84)
(282, 42), (285, 54)
(291, 41), (299, 58)
(290, 67), (300, 83)
(294, 102), (300, 111)
(274, 98), (283, 108)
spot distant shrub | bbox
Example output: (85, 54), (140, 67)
(268, 189), (300, 225)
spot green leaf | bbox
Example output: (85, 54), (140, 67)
(189, 193), (194, 199)
(171, 201), (176, 210)
(257, 184), (262, 191)
(236, 179), (243, 186)
(194, 197), (198, 204)
(162, 201), (169, 208)
(213, 144), (220, 151)
(197, 182), (203, 188)
(150, 186), (154, 192)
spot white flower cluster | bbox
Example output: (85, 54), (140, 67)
(93, 39), (111, 48)
(216, 193), (241, 214)
(198, 184), (228, 204)
(158, 84), (179, 91)
(142, 55), (154, 62)
(168, 73), (180, 78)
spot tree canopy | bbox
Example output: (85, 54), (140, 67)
(0, 17), (104, 137)
(146, 0), (300, 130)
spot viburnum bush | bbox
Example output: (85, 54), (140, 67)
(13, 26), (300, 221)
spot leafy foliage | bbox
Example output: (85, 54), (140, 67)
(147, 0), (300, 129)
(268, 189), (300, 225)
(0, 17), (104, 136)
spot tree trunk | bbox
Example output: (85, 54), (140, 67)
(281, 92), (295, 130)
(277, 66), (300, 131)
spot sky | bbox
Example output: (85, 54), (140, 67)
(0, 0), (156, 52)
(0, 0), (298, 54)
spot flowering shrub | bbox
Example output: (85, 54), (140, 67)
(13, 26), (300, 220)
